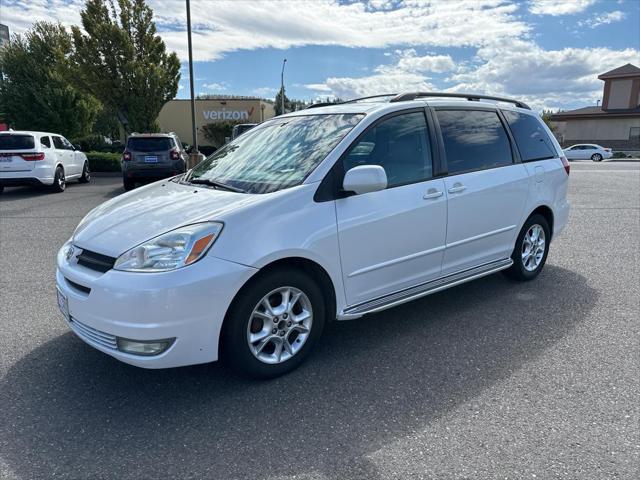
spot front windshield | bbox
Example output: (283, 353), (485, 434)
(186, 113), (363, 193)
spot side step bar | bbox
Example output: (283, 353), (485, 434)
(338, 258), (513, 319)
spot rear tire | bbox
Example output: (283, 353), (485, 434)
(503, 214), (550, 281)
(123, 177), (135, 191)
(591, 153), (602, 162)
(221, 268), (326, 379)
(79, 162), (91, 183)
(50, 166), (66, 193)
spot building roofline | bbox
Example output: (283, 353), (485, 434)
(598, 63), (640, 80)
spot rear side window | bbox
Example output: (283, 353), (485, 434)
(502, 111), (557, 162)
(342, 111), (433, 188)
(436, 110), (512, 174)
(40, 136), (51, 148)
(52, 136), (66, 149)
(0, 134), (35, 150)
(127, 137), (173, 151)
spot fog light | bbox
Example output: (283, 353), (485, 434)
(116, 337), (175, 356)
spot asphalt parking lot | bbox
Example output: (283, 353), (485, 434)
(1, 161), (638, 480)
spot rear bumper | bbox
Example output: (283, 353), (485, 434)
(123, 161), (186, 180)
(0, 165), (55, 186)
(0, 177), (48, 187)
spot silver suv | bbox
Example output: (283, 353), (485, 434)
(121, 132), (187, 191)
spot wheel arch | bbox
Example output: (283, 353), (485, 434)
(529, 205), (554, 239)
(218, 256), (338, 353)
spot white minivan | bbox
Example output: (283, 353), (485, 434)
(0, 130), (90, 194)
(56, 93), (570, 378)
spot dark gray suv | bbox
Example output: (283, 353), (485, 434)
(122, 133), (187, 190)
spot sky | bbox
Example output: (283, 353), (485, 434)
(1, 0), (639, 111)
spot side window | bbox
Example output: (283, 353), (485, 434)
(502, 110), (557, 162)
(52, 136), (66, 149)
(342, 111), (433, 188)
(62, 137), (74, 150)
(436, 109), (513, 174)
(40, 136), (51, 149)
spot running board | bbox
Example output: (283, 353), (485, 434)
(338, 258), (513, 319)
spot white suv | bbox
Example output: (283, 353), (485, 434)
(55, 93), (570, 378)
(0, 131), (90, 193)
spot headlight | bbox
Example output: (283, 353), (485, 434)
(114, 222), (223, 272)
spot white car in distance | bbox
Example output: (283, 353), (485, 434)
(0, 130), (90, 194)
(563, 143), (613, 162)
(56, 93), (570, 378)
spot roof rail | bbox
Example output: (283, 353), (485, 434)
(306, 94), (398, 109)
(341, 94), (398, 104)
(390, 92), (531, 110)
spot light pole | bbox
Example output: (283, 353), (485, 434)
(186, 0), (200, 165)
(280, 58), (287, 115)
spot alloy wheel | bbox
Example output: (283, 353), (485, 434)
(521, 224), (545, 272)
(246, 286), (313, 364)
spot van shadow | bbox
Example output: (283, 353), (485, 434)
(0, 265), (596, 479)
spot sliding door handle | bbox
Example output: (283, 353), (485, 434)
(423, 188), (443, 199)
(448, 183), (466, 194)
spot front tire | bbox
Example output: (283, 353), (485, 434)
(79, 162), (91, 183)
(222, 268), (326, 379)
(123, 177), (135, 191)
(591, 153), (602, 162)
(504, 214), (550, 281)
(50, 166), (66, 193)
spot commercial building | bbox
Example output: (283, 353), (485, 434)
(157, 97), (276, 147)
(550, 64), (640, 152)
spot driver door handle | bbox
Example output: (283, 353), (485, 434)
(423, 188), (443, 200)
(448, 183), (466, 194)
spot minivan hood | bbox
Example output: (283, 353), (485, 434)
(73, 179), (261, 257)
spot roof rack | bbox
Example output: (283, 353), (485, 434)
(390, 92), (531, 110)
(306, 94), (398, 109)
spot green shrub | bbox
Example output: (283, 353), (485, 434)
(612, 151), (629, 158)
(70, 134), (107, 152)
(86, 151), (121, 172)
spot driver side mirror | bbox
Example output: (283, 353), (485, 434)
(73, 144), (81, 151)
(342, 165), (387, 195)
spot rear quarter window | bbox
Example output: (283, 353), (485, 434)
(503, 111), (557, 162)
(0, 134), (35, 150)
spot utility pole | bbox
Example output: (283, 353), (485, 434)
(280, 58), (287, 115)
(186, 0), (202, 167)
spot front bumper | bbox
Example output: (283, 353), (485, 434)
(56, 243), (257, 368)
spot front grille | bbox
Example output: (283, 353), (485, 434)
(76, 248), (116, 273)
(69, 317), (118, 350)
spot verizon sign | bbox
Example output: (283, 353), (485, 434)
(203, 107), (255, 121)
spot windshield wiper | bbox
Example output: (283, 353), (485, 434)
(189, 178), (246, 193)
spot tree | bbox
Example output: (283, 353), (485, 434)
(0, 22), (100, 137)
(72, 0), (180, 137)
(274, 87), (291, 115)
(201, 121), (237, 149)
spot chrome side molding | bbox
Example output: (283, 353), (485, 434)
(338, 258), (513, 319)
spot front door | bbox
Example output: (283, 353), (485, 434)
(335, 110), (447, 306)
(434, 108), (529, 275)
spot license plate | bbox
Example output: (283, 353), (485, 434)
(57, 287), (69, 320)
(144, 155), (158, 163)
(0, 157), (13, 162)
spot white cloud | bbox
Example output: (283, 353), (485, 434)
(391, 50), (456, 74)
(136, 0), (528, 62)
(202, 82), (227, 91)
(448, 40), (640, 109)
(252, 86), (278, 97)
(578, 10), (626, 28)
(529, 0), (596, 16)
